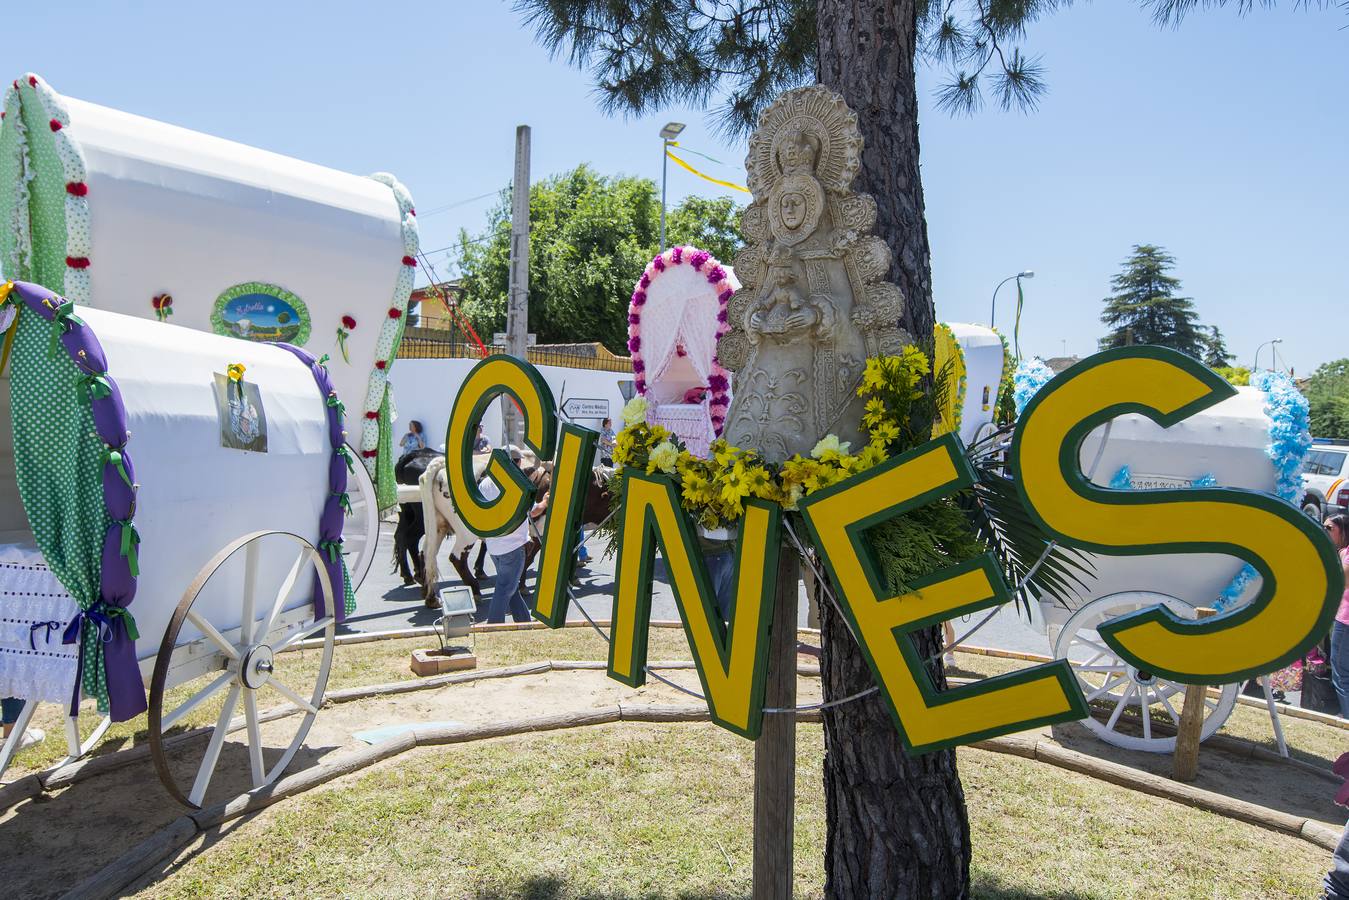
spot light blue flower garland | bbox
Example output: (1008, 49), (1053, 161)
(1214, 370), (1311, 612)
(1013, 357), (1055, 417)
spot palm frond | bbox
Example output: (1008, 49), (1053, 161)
(959, 455), (1095, 616)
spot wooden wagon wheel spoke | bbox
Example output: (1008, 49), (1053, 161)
(259, 548), (310, 640)
(1105, 683), (1136, 732)
(1156, 690), (1182, 726)
(243, 691), (266, 788)
(273, 616), (335, 654)
(190, 684), (241, 808)
(240, 539), (261, 645)
(265, 677), (320, 715)
(185, 609), (240, 661)
(160, 671), (235, 733)
(1139, 686), (1152, 741)
(1085, 675), (1129, 703)
(150, 530), (335, 809)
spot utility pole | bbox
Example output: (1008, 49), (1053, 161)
(503, 124), (531, 448)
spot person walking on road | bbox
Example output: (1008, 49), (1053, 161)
(479, 459), (548, 624)
(1324, 514), (1349, 718)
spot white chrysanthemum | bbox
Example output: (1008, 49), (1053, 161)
(811, 434), (850, 459)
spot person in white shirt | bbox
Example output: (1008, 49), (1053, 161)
(479, 454), (549, 623)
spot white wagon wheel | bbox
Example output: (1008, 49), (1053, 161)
(149, 530), (335, 808)
(343, 442), (380, 592)
(1053, 591), (1239, 753)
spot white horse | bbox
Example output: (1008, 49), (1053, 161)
(419, 454), (488, 605)
(419, 450), (548, 605)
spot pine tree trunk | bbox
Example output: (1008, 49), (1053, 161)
(815, 1), (972, 897)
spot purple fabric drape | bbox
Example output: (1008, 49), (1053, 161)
(274, 344), (350, 623)
(11, 280), (146, 721)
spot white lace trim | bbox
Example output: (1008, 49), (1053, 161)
(0, 551), (79, 703)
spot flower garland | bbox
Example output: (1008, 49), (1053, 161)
(628, 245), (734, 434)
(1013, 357), (1055, 417)
(994, 330), (1016, 424)
(360, 172), (418, 479)
(611, 347), (930, 529)
(13, 74), (93, 304)
(1213, 370), (1312, 613)
(931, 322), (967, 438)
(1, 85), (34, 276)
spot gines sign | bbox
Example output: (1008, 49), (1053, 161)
(443, 347), (1341, 755)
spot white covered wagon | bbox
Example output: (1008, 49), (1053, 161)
(0, 72), (419, 589)
(0, 280), (349, 806)
(1014, 362), (1309, 752)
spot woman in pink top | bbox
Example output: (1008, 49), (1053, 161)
(1323, 514), (1349, 718)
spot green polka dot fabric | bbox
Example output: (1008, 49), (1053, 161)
(375, 382), (396, 513)
(9, 306), (111, 712)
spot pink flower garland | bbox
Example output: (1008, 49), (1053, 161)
(628, 245), (734, 435)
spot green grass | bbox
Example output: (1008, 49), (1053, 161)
(140, 722), (1329, 899)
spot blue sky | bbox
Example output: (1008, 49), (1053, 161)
(6, 1), (1345, 372)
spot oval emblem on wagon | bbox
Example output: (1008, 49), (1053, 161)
(211, 282), (311, 346)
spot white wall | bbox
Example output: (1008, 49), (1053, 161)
(389, 357), (634, 451)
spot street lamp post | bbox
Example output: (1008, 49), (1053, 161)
(1253, 338), (1283, 371)
(658, 122), (685, 252)
(990, 270), (1034, 355)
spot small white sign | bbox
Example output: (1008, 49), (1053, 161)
(561, 397), (609, 420)
(1125, 474), (1195, 490)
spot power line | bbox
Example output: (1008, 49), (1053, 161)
(416, 189), (503, 218)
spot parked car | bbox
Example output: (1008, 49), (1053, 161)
(1301, 440), (1349, 519)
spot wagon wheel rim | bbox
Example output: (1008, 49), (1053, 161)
(1053, 591), (1239, 754)
(343, 441), (380, 593)
(148, 530), (335, 809)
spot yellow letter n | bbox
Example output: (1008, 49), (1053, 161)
(608, 471), (782, 740)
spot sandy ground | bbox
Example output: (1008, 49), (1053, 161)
(0, 656), (1336, 900)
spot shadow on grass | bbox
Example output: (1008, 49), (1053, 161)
(474, 876), (748, 900)
(972, 873), (1095, 899)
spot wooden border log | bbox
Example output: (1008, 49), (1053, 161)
(60, 815), (198, 900)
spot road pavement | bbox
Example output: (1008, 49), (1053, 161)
(343, 521), (1048, 655)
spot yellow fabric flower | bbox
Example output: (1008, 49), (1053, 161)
(226, 363), (246, 383)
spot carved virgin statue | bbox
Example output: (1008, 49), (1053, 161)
(719, 86), (910, 462)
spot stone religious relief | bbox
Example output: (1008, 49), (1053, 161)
(719, 86), (910, 462)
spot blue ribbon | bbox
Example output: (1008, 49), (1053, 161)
(63, 606), (113, 647)
(29, 620), (62, 650)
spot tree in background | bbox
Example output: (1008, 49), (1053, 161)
(455, 165), (742, 353)
(512, 1), (1321, 896)
(1306, 359), (1349, 439)
(1201, 325), (1235, 368)
(1212, 365), (1251, 386)
(1098, 245), (1204, 357)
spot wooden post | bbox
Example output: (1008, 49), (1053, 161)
(1172, 606), (1217, 782)
(502, 124), (531, 447)
(753, 553), (799, 899)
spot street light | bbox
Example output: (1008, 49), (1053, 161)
(658, 122), (686, 252)
(1253, 338), (1283, 371)
(990, 270), (1034, 355)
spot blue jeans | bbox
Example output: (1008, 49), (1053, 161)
(1332, 621), (1349, 719)
(488, 547), (532, 624)
(1327, 821), (1349, 899)
(2, 697), (23, 725)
